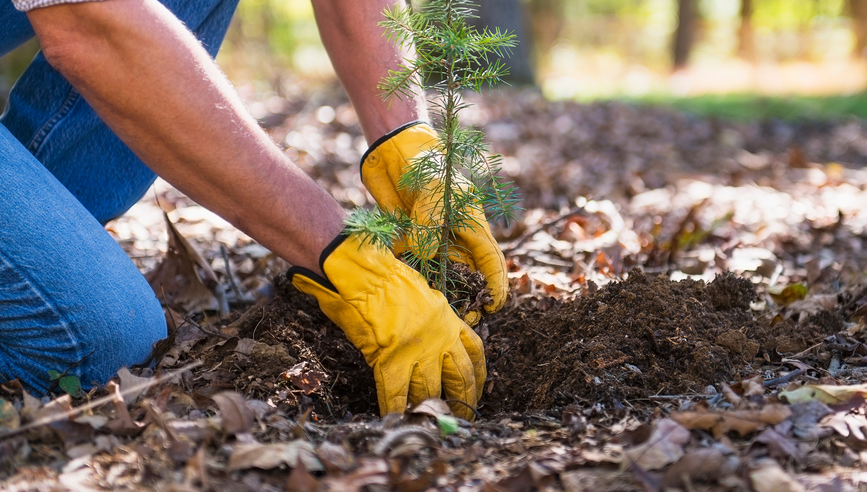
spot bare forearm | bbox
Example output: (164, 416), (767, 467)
(27, 0), (344, 275)
(312, 0), (428, 143)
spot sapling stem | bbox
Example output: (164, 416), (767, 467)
(346, 0), (522, 305)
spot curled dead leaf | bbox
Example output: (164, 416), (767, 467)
(672, 405), (791, 438)
(227, 441), (322, 471)
(780, 383), (867, 406)
(211, 391), (255, 435)
(749, 459), (805, 492)
(409, 398), (453, 418)
(661, 446), (740, 489)
(621, 418), (690, 471)
(281, 362), (328, 395)
(116, 367), (152, 406)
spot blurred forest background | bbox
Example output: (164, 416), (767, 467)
(5, 0), (867, 119)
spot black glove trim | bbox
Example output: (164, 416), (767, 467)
(359, 120), (428, 172)
(285, 231), (350, 293)
(286, 266), (337, 293)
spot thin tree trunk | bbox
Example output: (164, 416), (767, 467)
(528, 0), (564, 57)
(472, 0), (537, 85)
(850, 0), (867, 58)
(737, 0), (755, 61)
(672, 0), (694, 70)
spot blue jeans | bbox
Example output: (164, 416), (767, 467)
(0, 0), (239, 394)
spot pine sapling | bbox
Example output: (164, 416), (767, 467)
(346, 0), (521, 310)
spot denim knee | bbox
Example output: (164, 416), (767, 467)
(73, 286), (167, 390)
(0, 255), (167, 395)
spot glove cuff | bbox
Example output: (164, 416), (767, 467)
(359, 120), (430, 172)
(285, 231), (350, 293)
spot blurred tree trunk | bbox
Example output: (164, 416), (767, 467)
(528, 0), (564, 56)
(672, 0), (694, 69)
(850, 0), (867, 58)
(472, 0), (537, 85)
(737, 0), (755, 61)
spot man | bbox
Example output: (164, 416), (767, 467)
(0, 0), (507, 420)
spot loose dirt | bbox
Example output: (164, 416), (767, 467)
(210, 268), (846, 420)
(483, 269), (845, 414)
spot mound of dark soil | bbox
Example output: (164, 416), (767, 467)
(220, 269), (844, 419)
(483, 270), (784, 413)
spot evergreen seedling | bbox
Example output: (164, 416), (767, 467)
(346, 0), (521, 305)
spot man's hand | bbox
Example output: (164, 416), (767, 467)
(288, 233), (486, 420)
(360, 122), (508, 325)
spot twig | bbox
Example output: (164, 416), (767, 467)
(220, 243), (249, 303)
(791, 342), (823, 360)
(0, 361), (202, 442)
(443, 398), (482, 420)
(502, 206), (587, 254)
(638, 394), (712, 401)
(763, 369), (804, 388)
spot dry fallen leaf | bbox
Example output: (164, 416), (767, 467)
(211, 391), (255, 435)
(286, 459), (319, 492)
(756, 427), (805, 463)
(484, 465), (536, 492)
(32, 395), (95, 446)
(317, 441), (354, 473)
(227, 441), (323, 471)
(105, 382), (144, 437)
(621, 418), (690, 471)
(749, 459), (805, 492)
(768, 283), (808, 306)
(116, 367), (152, 406)
(281, 362), (328, 395)
(319, 457), (389, 492)
(821, 412), (867, 443)
(672, 405), (791, 438)
(146, 212), (222, 314)
(779, 383), (867, 405)
(409, 398), (453, 418)
(661, 446), (740, 489)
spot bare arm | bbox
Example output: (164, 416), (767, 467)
(26, 0), (345, 276)
(311, 0), (428, 143)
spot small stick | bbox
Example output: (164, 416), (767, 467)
(220, 243), (245, 302)
(0, 361), (202, 441)
(442, 398), (482, 419)
(764, 369), (804, 388)
(790, 342), (823, 359)
(638, 394), (712, 401)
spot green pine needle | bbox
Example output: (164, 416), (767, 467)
(346, 0), (522, 299)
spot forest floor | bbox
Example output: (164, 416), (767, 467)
(2, 84), (867, 491)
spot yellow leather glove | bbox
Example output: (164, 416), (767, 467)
(360, 121), (508, 326)
(287, 232), (486, 420)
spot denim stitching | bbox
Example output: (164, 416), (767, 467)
(27, 86), (80, 154)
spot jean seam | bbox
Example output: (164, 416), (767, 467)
(0, 248), (82, 362)
(26, 87), (80, 154)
